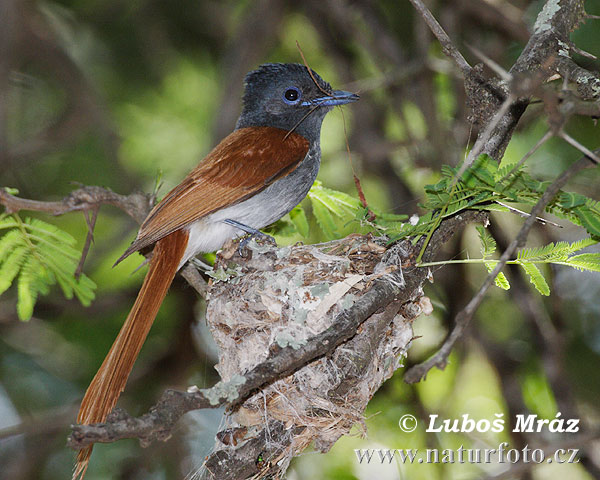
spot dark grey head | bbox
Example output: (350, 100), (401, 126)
(235, 63), (359, 142)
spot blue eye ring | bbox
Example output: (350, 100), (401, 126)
(282, 86), (302, 105)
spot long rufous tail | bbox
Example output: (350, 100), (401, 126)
(73, 229), (189, 479)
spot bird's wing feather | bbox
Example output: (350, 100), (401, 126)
(116, 126), (309, 262)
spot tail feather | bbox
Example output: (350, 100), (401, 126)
(73, 229), (189, 479)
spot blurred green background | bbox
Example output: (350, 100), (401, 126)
(1, 0), (599, 479)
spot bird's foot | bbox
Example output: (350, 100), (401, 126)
(238, 232), (276, 256)
(223, 219), (277, 257)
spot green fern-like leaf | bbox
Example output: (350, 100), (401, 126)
(289, 205), (309, 237)
(440, 165), (455, 179)
(0, 245), (29, 294)
(17, 255), (52, 320)
(494, 162), (524, 183)
(571, 206), (600, 237)
(0, 228), (23, 253)
(495, 271), (510, 290)
(308, 181), (362, 218)
(519, 262), (550, 296)
(307, 181), (408, 239)
(518, 242), (568, 262)
(311, 198), (340, 239)
(0, 214), (96, 320)
(484, 261), (510, 290)
(477, 225), (497, 258)
(562, 237), (598, 254)
(564, 253), (600, 272)
(558, 192), (588, 208)
(461, 154), (498, 188)
(518, 238), (597, 262)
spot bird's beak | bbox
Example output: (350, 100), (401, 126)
(302, 90), (360, 107)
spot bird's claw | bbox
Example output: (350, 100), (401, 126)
(238, 232), (277, 256)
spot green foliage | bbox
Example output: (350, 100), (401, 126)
(267, 180), (407, 240)
(280, 181), (407, 239)
(289, 205), (309, 238)
(391, 154), (600, 255)
(404, 153), (600, 296)
(519, 262), (550, 296)
(557, 193), (600, 237)
(515, 237), (600, 288)
(0, 213), (96, 320)
(477, 226), (510, 290)
(567, 253), (600, 272)
(517, 237), (597, 262)
(423, 232), (598, 296)
(483, 262), (511, 290)
(477, 223), (554, 294)
(476, 225), (496, 258)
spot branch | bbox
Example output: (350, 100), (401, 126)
(555, 56), (600, 101)
(557, 91), (600, 117)
(75, 206), (99, 279)
(413, 0), (590, 167)
(202, 420), (301, 480)
(481, 0), (588, 160)
(1, 184), (213, 304)
(0, 186), (153, 225)
(179, 263), (209, 296)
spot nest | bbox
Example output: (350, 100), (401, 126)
(202, 234), (427, 479)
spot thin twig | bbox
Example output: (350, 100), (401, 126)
(296, 41), (332, 97)
(466, 44), (511, 82)
(494, 202), (562, 228)
(559, 130), (600, 164)
(415, 92), (514, 262)
(75, 206), (99, 279)
(283, 101), (323, 140)
(0, 186), (208, 296)
(456, 93), (515, 182)
(497, 130), (553, 184)
(408, 0), (471, 76)
(284, 41), (360, 141)
(339, 106), (374, 220)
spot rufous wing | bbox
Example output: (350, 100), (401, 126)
(116, 126), (309, 263)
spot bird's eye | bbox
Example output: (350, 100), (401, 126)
(282, 87), (301, 105)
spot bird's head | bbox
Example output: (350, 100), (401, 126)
(236, 63), (359, 141)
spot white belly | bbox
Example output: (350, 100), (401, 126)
(179, 143), (321, 268)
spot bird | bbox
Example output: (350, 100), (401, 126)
(73, 62), (359, 478)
